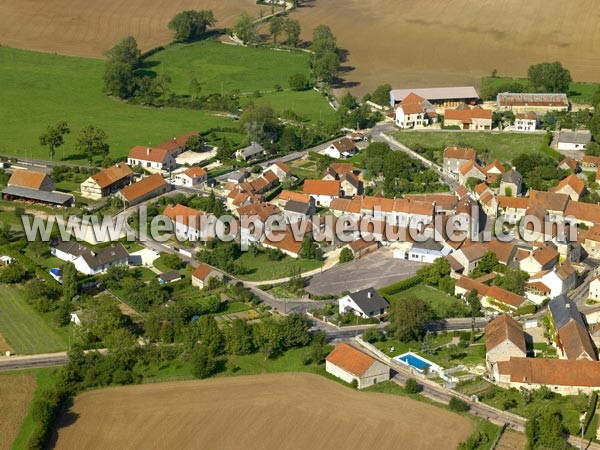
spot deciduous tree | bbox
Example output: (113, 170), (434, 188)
(39, 121), (70, 160)
(75, 125), (109, 165)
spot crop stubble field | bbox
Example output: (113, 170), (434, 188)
(1, 0), (599, 96)
(0, 372), (36, 450)
(52, 373), (474, 450)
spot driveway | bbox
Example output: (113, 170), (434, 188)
(305, 248), (425, 296)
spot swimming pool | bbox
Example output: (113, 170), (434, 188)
(394, 352), (438, 373)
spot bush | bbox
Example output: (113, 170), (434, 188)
(449, 397), (469, 412)
(338, 247), (354, 264)
(583, 392), (598, 435)
(379, 275), (423, 296)
(362, 327), (383, 343)
(288, 73), (310, 91)
(404, 378), (419, 394)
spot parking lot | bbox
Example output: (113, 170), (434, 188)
(305, 248), (425, 296)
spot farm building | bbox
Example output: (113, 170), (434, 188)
(326, 343), (390, 389)
(557, 131), (592, 151)
(485, 315), (527, 379)
(496, 93), (569, 113)
(338, 287), (389, 319)
(443, 106), (492, 130)
(390, 86), (479, 108)
(80, 163), (133, 199)
(156, 131), (199, 157)
(2, 169), (73, 207)
(127, 146), (176, 172)
(116, 173), (169, 206)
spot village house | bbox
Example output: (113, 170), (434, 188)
(2, 169), (74, 207)
(302, 179), (341, 207)
(323, 137), (357, 159)
(584, 224), (600, 259)
(557, 131), (592, 151)
(283, 199), (315, 223)
(273, 190), (313, 209)
(496, 93), (569, 114)
(80, 163), (133, 200)
(394, 93), (437, 129)
(116, 173), (168, 206)
(454, 276), (526, 311)
(558, 157), (579, 173)
(548, 295), (597, 361)
(265, 161), (292, 181)
(390, 86), (479, 108)
(262, 226), (305, 258)
(443, 106), (493, 130)
(163, 204), (215, 242)
(485, 315), (527, 379)
(581, 156), (600, 172)
(482, 160), (505, 183)
(443, 147), (477, 176)
(235, 142), (265, 162)
(451, 243), (487, 274)
(173, 166), (207, 187)
(338, 287), (390, 319)
(127, 146), (176, 172)
(236, 202), (283, 245)
(519, 242), (559, 275)
(525, 262), (577, 303)
(326, 343), (390, 389)
(51, 241), (130, 275)
(156, 131), (200, 157)
(340, 172), (363, 197)
(514, 112), (538, 132)
(345, 237), (379, 260)
(588, 275), (600, 301)
(191, 263), (223, 289)
(549, 174), (586, 201)
(458, 160), (486, 186)
(323, 162), (355, 181)
(499, 169), (523, 197)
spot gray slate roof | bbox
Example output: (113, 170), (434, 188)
(158, 270), (182, 282)
(502, 169), (522, 184)
(549, 295), (585, 331)
(55, 241), (129, 269)
(345, 287), (389, 315)
(2, 185), (73, 205)
(237, 143), (265, 158)
(284, 199), (311, 215)
(558, 131), (592, 145)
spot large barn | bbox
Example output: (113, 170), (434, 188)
(390, 86), (479, 108)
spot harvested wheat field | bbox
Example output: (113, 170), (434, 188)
(495, 429), (527, 450)
(52, 373), (473, 450)
(0, 372), (36, 450)
(0, 0), (261, 58)
(292, 0), (600, 95)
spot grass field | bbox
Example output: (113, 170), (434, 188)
(0, 371), (36, 450)
(0, 285), (67, 354)
(145, 41), (337, 124)
(392, 131), (545, 164)
(384, 283), (470, 319)
(236, 252), (323, 282)
(0, 46), (236, 163)
(52, 372), (474, 450)
(481, 76), (600, 104)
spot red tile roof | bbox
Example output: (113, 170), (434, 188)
(128, 145), (172, 163)
(192, 263), (214, 281)
(443, 147), (477, 160)
(118, 173), (167, 202)
(163, 203), (204, 229)
(326, 343), (378, 377)
(91, 163), (132, 189)
(498, 357), (600, 387)
(485, 315), (526, 354)
(550, 174), (586, 197)
(8, 170), (49, 190)
(303, 180), (341, 196)
(181, 166), (207, 179)
(156, 131), (199, 153)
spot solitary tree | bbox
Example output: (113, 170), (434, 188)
(527, 62), (572, 93)
(75, 125), (109, 165)
(39, 121), (70, 160)
(105, 36), (141, 68)
(388, 297), (431, 342)
(189, 77), (202, 99)
(269, 16), (284, 44)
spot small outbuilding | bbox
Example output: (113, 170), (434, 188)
(326, 343), (390, 389)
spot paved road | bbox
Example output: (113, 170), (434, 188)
(0, 352), (69, 371)
(305, 248), (424, 296)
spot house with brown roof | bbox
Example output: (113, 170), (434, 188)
(302, 180), (341, 207)
(262, 226), (305, 258)
(156, 131), (199, 157)
(340, 172), (363, 197)
(191, 263), (223, 289)
(444, 106), (493, 130)
(484, 285), (527, 311)
(564, 200), (600, 228)
(485, 315), (527, 378)
(127, 146), (176, 172)
(496, 357), (600, 395)
(163, 203), (214, 242)
(116, 173), (168, 206)
(452, 243), (487, 274)
(394, 92), (437, 129)
(519, 242), (559, 275)
(443, 147), (477, 176)
(323, 137), (357, 159)
(549, 174), (586, 201)
(265, 161), (292, 180)
(581, 156), (600, 172)
(3, 169), (73, 207)
(325, 343), (390, 389)
(525, 262), (577, 303)
(458, 160), (486, 186)
(496, 93), (569, 114)
(584, 224), (600, 259)
(558, 157), (579, 173)
(273, 190), (313, 208)
(482, 160), (506, 183)
(514, 112), (538, 132)
(173, 166), (207, 187)
(80, 163), (133, 199)
(548, 295), (597, 361)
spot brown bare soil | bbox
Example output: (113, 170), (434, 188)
(0, 372), (36, 450)
(52, 372), (473, 450)
(0, 332), (13, 355)
(291, 0), (600, 96)
(0, 0), (261, 58)
(496, 429), (527, 450)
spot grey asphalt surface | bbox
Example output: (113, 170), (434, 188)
(305, 248), (424, 296)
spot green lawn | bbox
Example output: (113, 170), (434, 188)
(0, 285), (67, 354)
(0, 46), (237, 163)
(384, 284), (470, 319)
(392, 131), (545, 164)
(481, 76), (600, 104)
(145, 41), (337, 125)
(236, 252), (323, 282)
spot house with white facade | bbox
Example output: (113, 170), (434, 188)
(302, 179), (341, 207)
(443, 147), (477, 176)
(326, 343), (390, 389)
(51, 241), (130, 275)
(173, 166), (207, 187)
(394, 92), (437, 128)
(80, 163), (133, 200)
(127, 146), (176, 172)
(337, 287), (389, 319)
(557, 131), (592, 151)
(589, 276), (600, 301)
(191, 263), (223, 289)
(323, 137), (357, 159)
(163, 203), (215, 242)
(514, 113), (538, 132)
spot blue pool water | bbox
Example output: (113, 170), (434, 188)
(397, 353), (431, 371)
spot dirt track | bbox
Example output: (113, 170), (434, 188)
(52, 372), (473, 450)
(1, 0), (598, 95)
